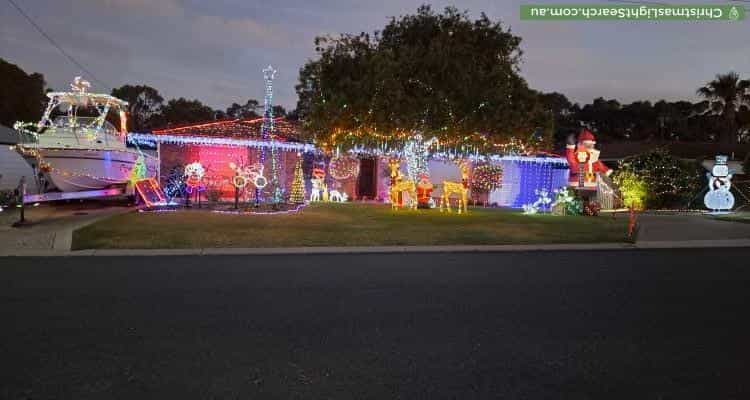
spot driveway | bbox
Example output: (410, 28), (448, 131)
(0, 201), (132, 251)
(637, 213), (750, 242)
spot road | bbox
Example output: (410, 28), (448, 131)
(1, 249), (749, 399)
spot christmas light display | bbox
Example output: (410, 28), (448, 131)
(259, 65), (284, 203)
(551, 187), (582, 216)
(127, 133), (314, 153)
(612, 170), (647, 210)
(11, 77), (144, 194)
(310, 176), (327, 202)
(229, 162), (268, 189)
(164, 167), (186, 202)
(704, 155), (735, 212)
(390, 179), (417, 210)
(183, 162), (205, 189)
(439, 161), (470, 214)
(329, 155), (360, 180)
(328, 190), (348, 202)
(613, 148), (701, 209)
(522, 189), (552, 214)
(403, 133), (436, 183)
(416, 174), (434, 208)
(289, 156), (306, 204)
(310, 167), (327, 202)
(471, 164), (503, 193)
(488, 156), (569, 208)
(387, 158), (417, 210)
(128, 155), (148, 184)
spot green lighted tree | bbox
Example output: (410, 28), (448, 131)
(289, 156), (306, 203)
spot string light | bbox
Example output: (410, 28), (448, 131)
(289, 156), (306, 203)
(471, 164), (503, 193)
(403, 133), (435, 183)
(128, 133), (315, 153)
(329, 155), (360, 180)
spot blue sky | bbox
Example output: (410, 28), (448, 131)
(1, 0), (748, 110)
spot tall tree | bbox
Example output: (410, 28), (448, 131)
(296, 6), (545, 151)
(150, 98), (216, 127)
(537, 92), (578, 144)
(696, 72), (750, 144)
(226, 99), (260, 119)
(110, 84), (164, 132)
(0, 58), (46, 127)
(272, 105), (287, 118)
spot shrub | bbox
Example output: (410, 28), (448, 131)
(613, 148), (702, 209)
(612, 170), (648, 210)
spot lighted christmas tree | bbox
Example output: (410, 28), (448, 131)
(289, 156), (306, 203)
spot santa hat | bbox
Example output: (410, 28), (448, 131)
(578, 129), (596, 143)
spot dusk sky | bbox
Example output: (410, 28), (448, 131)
(2, 0), (748, 111)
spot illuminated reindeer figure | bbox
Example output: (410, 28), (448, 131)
(440, 160), (470, 214)
(388, 158), (417, 210)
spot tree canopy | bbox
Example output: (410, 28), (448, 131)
(111, 84), (164, 132)
(0, 59), (46, 127)
(696, 72), (750, 144)
(296, 5), (549, 152)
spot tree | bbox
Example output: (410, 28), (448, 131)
(289, 156), (306, 203)
(110, 84), (164, 132)
(537, 92), (578, 144)
(0, 58), (46, 127)
(226, 99), (260, 119)
(272, 105), (287, 118)
(696, 72), (750, 144)
(150, 98), (216, 127)
(296, 5), (545, 152)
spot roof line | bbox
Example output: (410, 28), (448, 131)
(151, 116), (290, 134)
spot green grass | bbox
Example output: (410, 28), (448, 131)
(72, 203), (629, 250)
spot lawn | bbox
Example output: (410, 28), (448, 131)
(72, 203), (629, 250)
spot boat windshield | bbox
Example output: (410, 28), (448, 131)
(52, 116), (117, 134)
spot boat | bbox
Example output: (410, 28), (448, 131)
(13, 77), (157, 193)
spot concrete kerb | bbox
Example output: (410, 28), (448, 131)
(0, 240), (747, 257)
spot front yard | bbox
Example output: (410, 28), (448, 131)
(72, 203), (628, 250)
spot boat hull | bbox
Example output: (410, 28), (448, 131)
(17, 146), (157, 192)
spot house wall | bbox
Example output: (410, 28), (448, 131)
(159, 143), (301, 201)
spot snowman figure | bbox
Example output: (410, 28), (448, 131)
(704, 155), (734, 212)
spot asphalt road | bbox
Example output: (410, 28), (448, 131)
(1, 249), (750, 399)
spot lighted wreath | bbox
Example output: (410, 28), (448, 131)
(471, 164), (503, 193)
(329, 155), (360, 181)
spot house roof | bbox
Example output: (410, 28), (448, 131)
(152, 117), (302, 142)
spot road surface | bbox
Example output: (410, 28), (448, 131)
(2, 249), (749, 399)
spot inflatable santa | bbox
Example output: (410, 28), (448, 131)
(565, 129), (611, 189)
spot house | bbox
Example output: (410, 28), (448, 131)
(127, 117), (314, 201)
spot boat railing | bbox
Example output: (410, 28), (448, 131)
(12, 126), (39, 145)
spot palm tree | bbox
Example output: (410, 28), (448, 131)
(696, 72), (750, 144)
